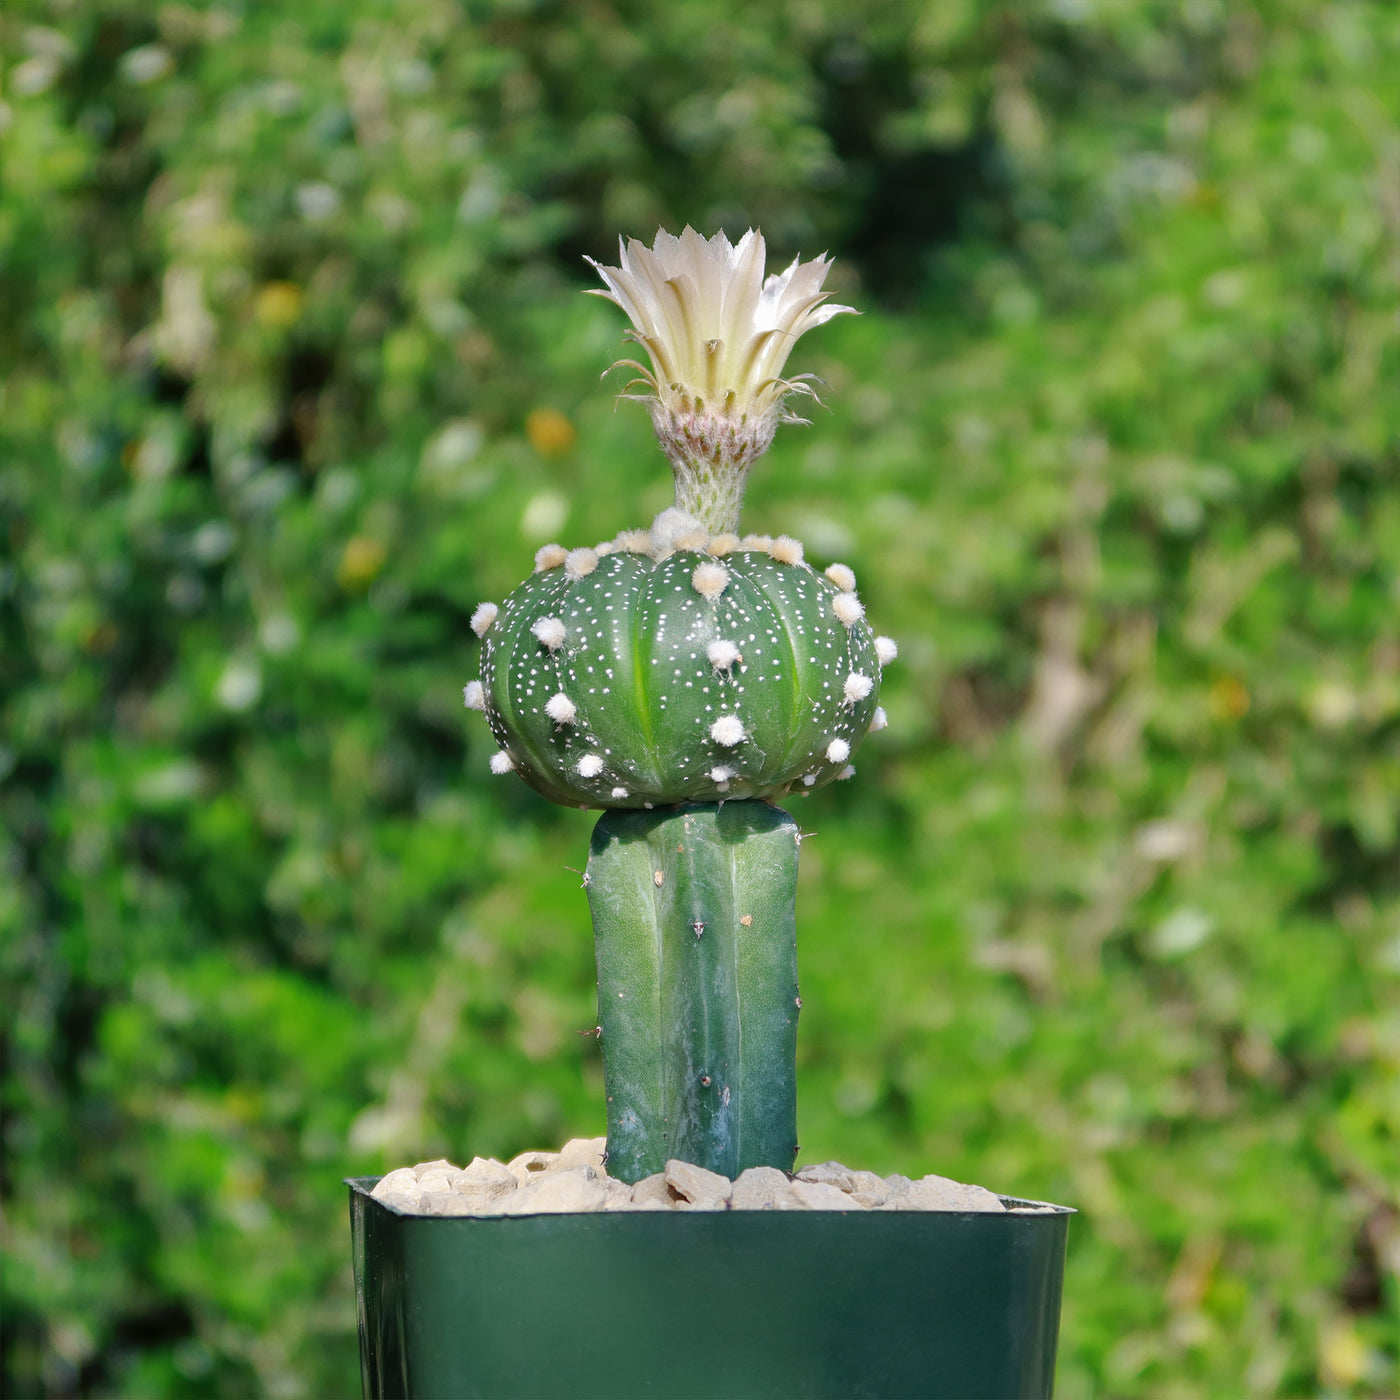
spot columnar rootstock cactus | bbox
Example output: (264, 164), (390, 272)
(587, 803), (799, 1183)
(463, 228), (895, 1180)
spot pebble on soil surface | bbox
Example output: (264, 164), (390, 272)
(368, 1139), (1060, 1216)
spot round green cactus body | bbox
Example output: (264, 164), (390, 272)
(472, 526), (885, 809)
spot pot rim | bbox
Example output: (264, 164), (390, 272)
(345, 1175), (1075, 1218)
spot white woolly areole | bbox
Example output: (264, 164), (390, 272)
(615, 529), (652, 554)
(489, 751), (516, 774)
(837, 765), (856, 780)
(564, 547), (598, 580)
(576, 754), (606, 779)
(531, 616), (567, 650)
(875, 636), (898, 666)
(802, 774), (818, 787)
(870, 706), (888, 732)
(463, 681), (487, 711)
(691, 561), (729, 599)
(740, 533), (773, 552)
(674, 528), (710, 552)
(545, 693), (577, 725)
(844, 672), (874, 703)
(470, 602), (498, 637)
(708, 534), (739, 556)
(768, 535), (804, 566)
(832, 591), (865, 627)
(595, 541), (615, 556)
(650, 507), (707, 556)
(707, 639), (741, 670)
(710, 714), (746, 746)
(826, 738), (851, 764)
(825, 563), (856, 592)
(533, 544), (567, 572)
(610, 786), (629, 800)
(709, 765), (736, 783)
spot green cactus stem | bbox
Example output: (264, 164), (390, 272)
(586, 801), (800, 1184)
(467, 513), (892, 810)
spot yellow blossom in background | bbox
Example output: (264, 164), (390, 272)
(1207, 675), (1249, 721)
(255, 281), (304, 329)
(525, 407), (576, 457)
(1319, 1317), (1371, 1390)
(337, 536), (386, 590)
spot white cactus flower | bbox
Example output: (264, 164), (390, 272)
(587, 227), (856, 533)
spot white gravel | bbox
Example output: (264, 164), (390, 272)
(369, 1139), (1058, 1216)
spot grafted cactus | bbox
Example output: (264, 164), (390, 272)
(464, 228), (894, 1181)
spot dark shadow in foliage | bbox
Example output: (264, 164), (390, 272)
(814, 35), (994, 307)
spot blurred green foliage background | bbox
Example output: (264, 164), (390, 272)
(2, 0), (1397, 1395)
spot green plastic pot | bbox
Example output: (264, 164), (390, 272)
(348, 1177), (1071, 1400)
